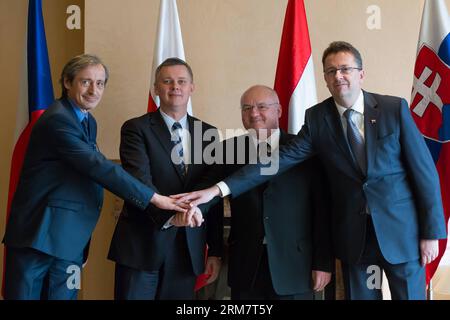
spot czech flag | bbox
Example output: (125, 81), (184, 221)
(2, 0), (54, 296)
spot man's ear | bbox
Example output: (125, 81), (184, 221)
(63, 77), (72, 90)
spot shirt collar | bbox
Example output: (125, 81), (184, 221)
(335, 90), (364, 117)
(159, 108), (188, 131)
(68, 98), (89, 123)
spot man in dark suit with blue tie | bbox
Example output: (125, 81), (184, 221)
(3, 54), (187, 300)
(108, 58), (223, 300)
(177, 42), (447, 300)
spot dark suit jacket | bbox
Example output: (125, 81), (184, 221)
(211, 132), (333, 295)
(225, 91), (447, 265)
(108, 111), (223, 275)
(3, 98), (154, 261)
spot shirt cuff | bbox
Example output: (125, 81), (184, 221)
(162, 215), (175, 229)
(216, 181), (230, 197)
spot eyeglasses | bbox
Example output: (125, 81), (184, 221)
(241, 102), (279, 112)
(79, 79), (105, 89)
(324, 66), (362, 76)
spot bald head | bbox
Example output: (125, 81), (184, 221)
(240, 85), (282, 134)
(240, 85), (279, 106)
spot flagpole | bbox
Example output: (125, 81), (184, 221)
(427, 279), (433, 300)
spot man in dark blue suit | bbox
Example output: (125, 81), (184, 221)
(177, 42), (447, 300)
(3, 54), (187, 300)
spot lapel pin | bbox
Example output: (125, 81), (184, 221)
(371, 119), (376, 124)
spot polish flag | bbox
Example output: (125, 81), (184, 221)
(148, 0), (192, 115)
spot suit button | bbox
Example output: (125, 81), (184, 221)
(264, 217), (269, 220)
(98, 206), (102, 211)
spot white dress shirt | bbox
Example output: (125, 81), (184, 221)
(159, 109), (190, 165)
(335, 90), (365, 141)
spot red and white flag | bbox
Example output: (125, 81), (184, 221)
(274, 0), (317, 134)
(148, 0), (192, 115)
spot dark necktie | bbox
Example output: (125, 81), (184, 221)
(344, 108), (366, 174)
(257, 141), (272, 161)
(82, 117), (89, 137)
(171, 122), (186, 177)
(257, 141), (271, 192)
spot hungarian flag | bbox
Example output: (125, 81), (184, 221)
(2, 0), (54, 296)
(148, 0), (192, 115)
(274, 0), (317, 134)
(410, 0), (450, 284)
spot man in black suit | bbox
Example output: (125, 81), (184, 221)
(108, 58), (223, 300)
(207, 85), (333, 299)
(176, 42), (447, 300)
(3, 54), (185, 300)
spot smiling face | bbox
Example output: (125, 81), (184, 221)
(240, 85), (281, 134)
(323, 51), (365, 108)
(64, 64), (106, 111)
(154, 64), (194, 113)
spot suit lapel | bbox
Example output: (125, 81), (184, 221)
(323, 100), (357, 168)
(184, 115), (198, 187)
(149, 110), (186, 183)
(324, 98), (368, 181)
(61, 98), (93, 144)
(264, 131), (290, 193)
(363, 92), (379, 179)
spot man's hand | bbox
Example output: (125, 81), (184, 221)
(312, 270), (331, 292)
(189, 207), (204, 227)
(171, 185), (221, 207)
(204, 256), (222, 284)
(150, 193), (189, 212)
(170, 207), (204, 228)
(420, 239), (439, 267)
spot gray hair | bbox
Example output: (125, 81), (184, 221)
(59, 54), (109, 98)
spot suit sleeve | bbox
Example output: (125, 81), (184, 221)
(48, 112), (154, 210)
(398, 99), (446, 239)
(195, 139), (229, 215)
(119, 119), (173, 227)
(224, 116), (316, 197)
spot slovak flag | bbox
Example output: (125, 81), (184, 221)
(2, 0), (54, 296)
(148, 0), (192, 115)
(274, 0), (317, 134)
(410, 0), (450, 284)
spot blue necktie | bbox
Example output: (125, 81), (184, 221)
(82, 117), (89, 137)
(171, 122), (186, 177)
(344, 109), (366, 174)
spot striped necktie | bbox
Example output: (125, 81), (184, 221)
(344, 108), (366, 174)
(171, 122), (186, 177)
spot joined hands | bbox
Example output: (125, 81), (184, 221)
(150, 186), (221, 228)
